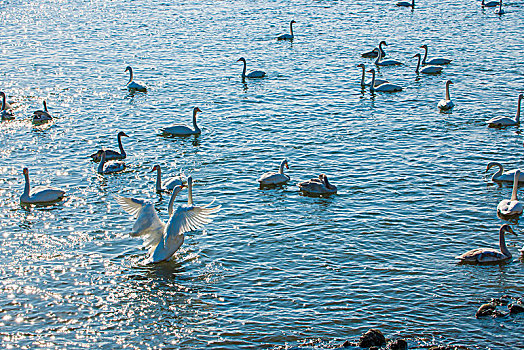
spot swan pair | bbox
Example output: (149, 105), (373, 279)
(237, 57), (266, 79)
(486, 162), (524, 183)
(413, 53), (443, 74)
(90, 131), (129, 162)
(125, 66), (147, 92)
(438, 80), (454, 111)
(456, 224), (515, 263)
(358, 64), (388, 87)
(0, 92), (14, 121)
(497, 170), (523, 217)
(277, 20), (296, 41)
(32, 101), (53, 124)
(97, 150), (126, 174)
(367, 68), (403, 93)
(299, 174), (337, 196)
(20, 167), (66, 204)
(151, 164), (185, 192)
(486, 94), (523, 127)
(163, 107), (202, 136)
(116, 176), (221, 263)
(258, 159), (290, 186)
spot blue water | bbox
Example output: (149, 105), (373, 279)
(1, 0), (523, 348)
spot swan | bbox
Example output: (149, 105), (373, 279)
(125, 66), (147, 92)
(299, 174), (337, 196)
(237, 57), (266, 79)
(486, 162), (524, 183)
(482, 0), (499, 7)
(486, 93), (523, 127)
(0, 92), (14, 121)
(368, 69), (403, 92)
(258, 159), (290, 186)
(150, 176), (221, 263)
(420, 45), (452, 65)
(361, 40), (387, 59)
(438, 80), (455, 111)
(277, 20), (296, 40)
(413, 53), (443, 74)
(20, 167), (65, 204)
(358, 64), (388, 87)
(97, 150), (126, 174)
(397, 0), (414, 7)
(497, 170), (523, 216)
(32, 100), (53, 124)
(163, 107), (202, 136)
(375, 44), (402, 66)
(116, 185), (186, 260)
(496, 0), (504, 15)
(90, 131), (129, 162)
(455, 224), (514, 263)
(151, 164), (185, 193)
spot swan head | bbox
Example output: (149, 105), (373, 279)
(172, 184), (186, 194)
(366, 68), (376, 74)
(419, 44), (428, 49)
(283, 159), (289, 169)
(290, 20), (296, 24)
(187, 176), (193, 187)
(118, 131), (129, 138)
(519, 93), (524, 101)
(194, 107), (202, 113)
(23, 167), (29, 176)
(485, 161), (501, 172)
(380, 41), (387, 47)
(501, 224), (516, 236)
(412, 53), (421, 58)
(357, 63), (365, 69)
(150, 164), (161, 173)
(237, 57), (246, 63)
(447, 80), (453, 85)
(124, 66), (132, 73)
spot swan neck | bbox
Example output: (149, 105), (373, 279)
(375, 49), (382, 64)
(378, 42), (385, 56)
(415, 55), (421, 73)
(1, 94), (5, 110)
(167, 188), (180, 217)
(511, 172), (519, 201)
(360, 67), (365, 86)
(323, 176), (332, 189)
(117, 134), (126, 156)
(369, 70), (376, 92)
(188, 182), (194, 206)
(445, 83), (451, 100)
(23, 172), (30, 196)
(290, 21), (294, 36)
(43, 101), (48, 112)
(97, 153), (106, 173)
(155, 167), (162, 191)
(279, 161), (285, 174)
(489, 162), (503, 179)
(193, 110), (199, 131)
(499, 227), (511, 257)
(127, 68), (133, 85)
(241, 60), (247, 77)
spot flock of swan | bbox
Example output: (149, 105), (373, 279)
(3, 5), (524, 265)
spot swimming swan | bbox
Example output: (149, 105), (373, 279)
(0, 92), (14, 121)
(90, 131), (129, 162)
(163, 107), (202, 136)
(97, 150), (126, 174)
(361, 40), (387, 59)
(258, 159), (290, 186)
(375, 44), (402, 66)
(486, 94), (523, 127)
(368, 69), (402, 93)
(237, 57), (266, 79)
(438, 80), (455, 111)
(486, 162), (524, 183)
(299, 174), (337, 196)
(20, 167), (65, 204)
(358, 64), (388, 87)
(420, 44), (452, 65)
(151, 164), (185, 193)
(413, 53), (443, 74)
(125, 66), (147, 92)
(32, 101), (53, 124)
(277, 20), (296, 40)
(455, 224), (515, 263)
(497, 170), (523, 217)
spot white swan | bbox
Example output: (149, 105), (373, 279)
(32, 100), (53, 124)
(482, 0), (499, 7)
(486, 93), (523, 127)
(455, 224), (514, 263)
(358, 64), (388, 87)
(20, 167), (65, 204)
(163, 107), (202, 136)
(375, 44), (402, 66)
(277, 20), (296, 40)
(497, 170), (523, 216)
(361, 40), (387, 59)
(368, 69), (402, 93)
(237, 57), (266, 79)
(258, 159), (290, 186)
(438, 80), (455, 111)
(97, 150), (126, 174)
(496, 0), (504, 14)
(397, 0), (414, 7)
(149, 176), (221, 263)
(299, 174), (337, 196)
(90, 131), (129, 162)
(0, 92), (14, 121)
(486, 162), (524, 183)
(116, 185), (186, 260)
(420, 44), (452, 65)
(125, 66), (147, 92)
(151, 164), (185, 193)
(413, 53), (443, 74)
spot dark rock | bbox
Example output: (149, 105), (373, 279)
(508, 303), (524, 315)
(475, 303), (505, 317)
(341, 340), (352, 348)
(387, 338), (408, 350)
(359, 329), (386, 348)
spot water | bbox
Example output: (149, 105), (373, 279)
(1, 0), (524, 348)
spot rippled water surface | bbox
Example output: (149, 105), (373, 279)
(1, 0), (524, 348)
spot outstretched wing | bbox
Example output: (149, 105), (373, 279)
(149, 202), (221, 263)
(115, 196), (165, 250)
